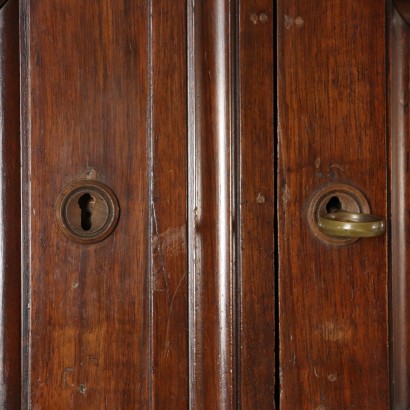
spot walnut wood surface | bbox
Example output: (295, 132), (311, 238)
(0, 0), (20, 407)
(151, 0), (188, 407)
(18, 0), (395, 408)
(187, 0), (235, 407)
(277, 0), (389, 408)
(21, 0), (278, 407)
(22, 2), (150, 407)
(391, 6), (410, 408)
(237, 1), (276, 408)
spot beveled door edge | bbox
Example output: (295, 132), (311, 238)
(20, 0), (31, 407)
(390, 4), (410, 408)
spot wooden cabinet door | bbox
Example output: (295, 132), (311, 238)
(0, 0), (405, 408)
(278, 1), (389, 408)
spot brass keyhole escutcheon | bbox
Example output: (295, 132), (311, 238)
(56, 180), (120, 244)
(307, 183), (371, 246)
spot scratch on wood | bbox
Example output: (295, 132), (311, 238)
(158, 225), (186, 255)
(62, 367), (75, 388)
(164, 272), (187, 359)
(152, 204), (171, 295)
(152, 207), (186, 293)
(282, 185), (290, 209)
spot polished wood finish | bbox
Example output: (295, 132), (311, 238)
(187, 1), (276, 407)
(277, 0), (389, 408)
(151, 0), (188, 407)
(16, 0), (398, 407)
(22, 1), (150, 407)
(0, 0), (20, 407)
(391, 6), (410, 408)
(187, 0), (234, 407)
(237, 1), (276, 408)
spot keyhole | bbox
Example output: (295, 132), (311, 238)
(78, 193), (95, 231)
(326, 196), (342, 213)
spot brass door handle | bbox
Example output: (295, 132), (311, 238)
(318, 211), (385, 238)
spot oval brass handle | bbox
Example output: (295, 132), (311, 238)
(318, 211), (385, 238)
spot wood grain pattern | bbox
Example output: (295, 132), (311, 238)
(18, 0), (396, 407)
(22, 1), (150, 407)
(0, 0), (20, 407)
(151, 0), (188, 407)
(187, 0), (235, 407)
(391, 6), (410, 408)
(237, 1), (276, 408)
(277, 0), (389, 408)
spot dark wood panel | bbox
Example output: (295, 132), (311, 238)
(394, 0), (410, 23)
(391, 6), (410, 408)
(187, 0), (235, 407)
(237, 0), (276, 408)
(0, 0), (20, 407)
(151, 0), (188, 407)
(277, 0), (389, 408)
(22, 1), (150, 407)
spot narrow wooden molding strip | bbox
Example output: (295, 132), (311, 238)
(236, 0), (276, 408)
(150, 0), (189, 406)
(20, 0), (30, 405)
(187, 0), (235, 407)
(0, 0), (20, 407)
(391, 6), (410, 407)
